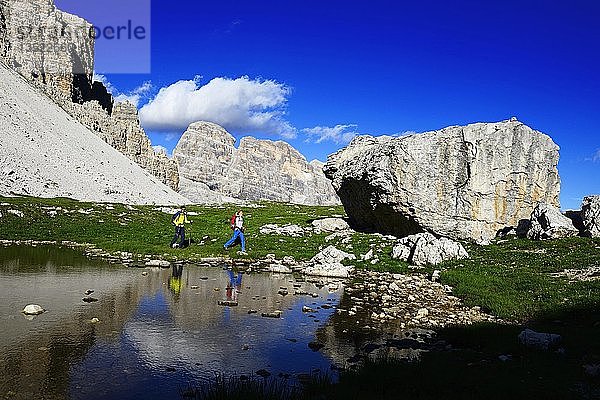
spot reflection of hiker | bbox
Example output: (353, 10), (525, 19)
(223, 210), (246, 254)
(226, 269), (243, 302)
(170, 205), (192, 248)
(169, 264), (184, 299)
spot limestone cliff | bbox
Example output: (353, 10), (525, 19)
(0, 0), (179, 190)
(174, 121), (340, 205)
(324, 118), (561, 242)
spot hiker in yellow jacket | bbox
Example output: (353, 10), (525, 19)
(170, 205), (192, 248)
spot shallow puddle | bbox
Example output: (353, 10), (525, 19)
(0, 246), (343, 400)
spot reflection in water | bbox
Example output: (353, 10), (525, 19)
(168, 264), (184, 300)
(226, 269), (242, 302)
(0, 246), (345, 400)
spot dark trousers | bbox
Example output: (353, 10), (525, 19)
(171, 226), (185, 247)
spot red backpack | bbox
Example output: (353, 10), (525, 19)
(230, 213), (236, 230)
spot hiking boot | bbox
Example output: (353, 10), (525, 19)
(172, 243), (179, 248)
(238, 251), (248, 256)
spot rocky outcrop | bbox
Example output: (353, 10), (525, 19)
(0, 0), (179, 190)
(0, 0), (95, 104)
(517, 203), (578, 240)
(65, 101), (180, 190)
(582, 196), (600, 238)
(324, 119), (561, 242)
(303, 245), (355, 278)
(174, 121), (340, 205)
(0, 63), (187, 205)
(391, 233), (469, 266)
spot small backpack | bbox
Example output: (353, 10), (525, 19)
(172, 211), (181, 225)
(230, 213), (236, 230)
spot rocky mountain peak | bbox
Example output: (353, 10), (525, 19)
(174, 121), (340, 205)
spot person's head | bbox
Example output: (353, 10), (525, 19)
(181, 205), (186, 212)
(237, 210), (243, 216)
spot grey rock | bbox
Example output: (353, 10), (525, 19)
(174, 121), (340, 205)
(303, 245), (355, 278)
(391, 233), (468, 266)
(22, 304), (45, 315)
(582, 196), (600, 238)
(145, 260), (171, 268)
(268, 264), (293, 274)
(310, 245), (356, 265)
(518, 328), (561, 350)
(519, 203), (578, 240)
(311, 218), (350, 233)
(259, 224), (305, 237)
(324, 119), (560, 242)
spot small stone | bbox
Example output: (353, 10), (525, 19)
(261, 311), (282, 318)
(22, 304), (45, 315)
(82, 297), (98, 303)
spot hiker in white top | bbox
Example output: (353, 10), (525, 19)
(224, 210), (246, 254)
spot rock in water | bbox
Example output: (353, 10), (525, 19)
(324, 119), (561, 242)
(517, 203), (578, 240)
(582, 196), (600, 238)
(22, 304), (45, 315)
(391, 233), (469, 266)
(174, 121), (340, 205)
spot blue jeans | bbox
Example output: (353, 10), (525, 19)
(224, 229), (245, 252)
(171, 226), (185, 247)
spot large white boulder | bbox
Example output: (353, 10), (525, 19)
(324, 119), (561, 242)
(391, 233), (469, 266)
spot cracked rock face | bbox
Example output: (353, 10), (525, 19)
(582, 196), (600, 238)
(174, 121), (340, 205)
(324, 119), (561, 242)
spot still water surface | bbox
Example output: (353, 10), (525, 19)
(0, 246), (342, 400)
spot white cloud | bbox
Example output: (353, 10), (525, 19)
(593, 149), (600, 163)
(114, 81), (153, 107)
(302, 124), (359, 145)
(93, 74), (153, 107)
(138, 76), (296, 138)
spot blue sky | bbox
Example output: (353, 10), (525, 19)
(57, 0), (599, 209)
